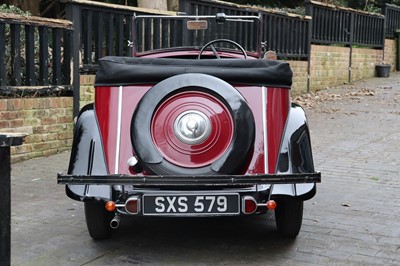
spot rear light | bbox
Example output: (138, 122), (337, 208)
(105, 201), (116, 212)
(125, 196), (140, 215)
(242, 196), (257, 214)
(266, 200), (277, 210)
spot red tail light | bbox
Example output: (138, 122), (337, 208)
(242, 196), (257, 214)
(125, 196), (140, 215)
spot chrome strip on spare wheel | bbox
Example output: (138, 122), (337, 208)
(262, 86), (268, 173)
(114, 86), (123, 174)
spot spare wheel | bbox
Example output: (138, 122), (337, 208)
(131, 73), (255, 175)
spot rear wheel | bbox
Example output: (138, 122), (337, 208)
(84, 201), (113, 240)
(275, 198), (303, 238)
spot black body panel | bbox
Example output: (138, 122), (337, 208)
(66, 104), (111, 201)
(273, 103), (317, 200)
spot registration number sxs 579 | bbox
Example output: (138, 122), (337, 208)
(143, 194), (240, 216)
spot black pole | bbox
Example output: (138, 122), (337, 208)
(65, 2), (81, 119)
(305, 1), (313, 94)
(0, 134), (26, 266)
(348, 12), (354, 83)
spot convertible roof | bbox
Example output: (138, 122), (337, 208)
(95, 56), (292, 88)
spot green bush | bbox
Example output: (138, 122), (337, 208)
(0, 4), (31, 16)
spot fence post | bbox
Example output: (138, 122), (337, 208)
(0, 133), (26, 266)
(179, 0), (187, 13)
(305, 2), (313, 93)
(65, 2), (81, 119)
(348, 12), (354, 83)
(381, 4), (387, 62)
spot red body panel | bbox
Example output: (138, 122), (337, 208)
(267, 88), (290, 173)
(95, 85), (290, 175)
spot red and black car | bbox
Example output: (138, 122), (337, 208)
(58, 13), (321, 239)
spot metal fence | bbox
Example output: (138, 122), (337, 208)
(383, 3), (400, 38)
(305, 1), (385, 48)
(0, 13), (73, 90)
(180, 0), (311, 59)
(63, 0), (176, 73)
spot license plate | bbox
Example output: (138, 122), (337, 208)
(143, 193), (240, 216)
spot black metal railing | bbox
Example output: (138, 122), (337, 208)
(0, 13), (73, 89)
(383, 3), (400, 38)
(62, 0), (176, 73)
(180, 0), (310, 59)
(305, 0), (385, 48)
(262, 13), (310, 59)
(135, 16), (186, 53)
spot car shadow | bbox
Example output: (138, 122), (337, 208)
(100, 212), (298, 263)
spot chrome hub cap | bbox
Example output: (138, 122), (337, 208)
(174, 110), (211, 145)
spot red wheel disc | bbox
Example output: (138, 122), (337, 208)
(151, 91), (234, 168)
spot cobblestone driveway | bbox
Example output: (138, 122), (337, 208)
(10, 73), (400, 265)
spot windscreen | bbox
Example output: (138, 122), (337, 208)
(133, 14), (261, 56)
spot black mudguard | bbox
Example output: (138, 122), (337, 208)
(66, 104), (112, 201)
(272, 103), (317, 200)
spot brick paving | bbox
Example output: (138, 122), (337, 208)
(9, 73), (400, 265)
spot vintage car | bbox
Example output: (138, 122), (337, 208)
(58, 13), (321, 239)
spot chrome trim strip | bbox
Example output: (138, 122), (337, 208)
(262, 86), (268, 174)
(114, 85), (123, 174)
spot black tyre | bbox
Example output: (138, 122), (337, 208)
(131, 73), (255, 175)
(275, 198), (304, 238)
(84, 201), (113, 240)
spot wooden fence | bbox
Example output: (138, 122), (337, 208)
(180, 0), (311, 59)
(305, 0), (385, 48)
(0, 13), (73, 91)
(383, 3), (400, 38)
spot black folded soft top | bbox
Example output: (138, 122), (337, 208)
(95, 56), (293, 88)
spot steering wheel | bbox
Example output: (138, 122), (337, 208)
(197, 39), (247, 59)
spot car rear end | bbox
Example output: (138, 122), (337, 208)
(58, 14), (320, 240)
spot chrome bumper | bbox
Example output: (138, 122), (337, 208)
(57, 172), (321, 187)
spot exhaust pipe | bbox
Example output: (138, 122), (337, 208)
(110, 214), (120, 229)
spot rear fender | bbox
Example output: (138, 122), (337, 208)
(66, 104), (111, 201)
(272, 103), (317, 200)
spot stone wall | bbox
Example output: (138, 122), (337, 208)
(309, 45), (351, 91)
(352, 47), (383, 81)
(308, 42), (396, 91)
(384, 39), (397, 70)
(0, 97), (74, 163)
(287, 60), (308, 95)
(80, 75), (96, 108)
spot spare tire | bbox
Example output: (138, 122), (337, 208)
(131, 73), (255, 175)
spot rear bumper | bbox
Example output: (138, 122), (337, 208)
(57, 172), (321, 187)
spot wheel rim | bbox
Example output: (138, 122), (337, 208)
(151, 91), (234, 168)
